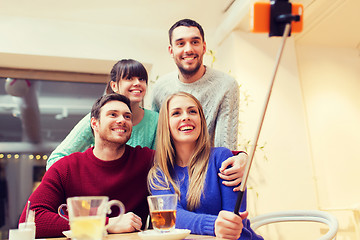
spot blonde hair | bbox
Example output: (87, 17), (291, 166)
(148, 92), (211, 211)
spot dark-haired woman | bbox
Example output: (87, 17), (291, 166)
(47, 59), (158, 170)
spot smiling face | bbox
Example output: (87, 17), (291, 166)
(111, 76), (147, 104)
(168, 95), (201, 146)
(168, 26), (206, 77)
(91, 100), (132, 145)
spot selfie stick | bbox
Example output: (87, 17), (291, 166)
(234, 23), (291, 215)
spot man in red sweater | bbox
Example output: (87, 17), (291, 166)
(19, 93), (154, 238)
(19, 93), (246, 238)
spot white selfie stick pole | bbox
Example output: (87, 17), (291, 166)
(234, 23), (291, 214)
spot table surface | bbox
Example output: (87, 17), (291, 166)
(42, 232), (218, 240)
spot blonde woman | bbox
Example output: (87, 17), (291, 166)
(148, 92), (262, 240)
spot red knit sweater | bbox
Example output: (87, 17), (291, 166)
(19, 145), (154, 238)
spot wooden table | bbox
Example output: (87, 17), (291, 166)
(42, 232), (218, 240)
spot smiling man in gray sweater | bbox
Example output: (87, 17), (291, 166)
(151, 19), (239, 150)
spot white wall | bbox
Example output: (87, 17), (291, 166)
(297, 44), (360, 239)
(297, 45), (360, 208)
(211, 31), (360, 239)
(0, 15), (174, 79)
(0, 15), (176, 108)
(213, 31), (320, 239)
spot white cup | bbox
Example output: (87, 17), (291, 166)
(18, 222), (36, 239)
(9, 228), (34, 240)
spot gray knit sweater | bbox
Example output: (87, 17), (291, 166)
(151, 66), (239, 150)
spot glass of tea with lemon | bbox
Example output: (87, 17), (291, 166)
(147, 194), (177, 233)
(58, 196), (124, 240)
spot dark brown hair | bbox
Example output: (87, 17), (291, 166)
(168, 19), (205, 45)
(105, 59), (148, 94)
(91, 93), (131, 121)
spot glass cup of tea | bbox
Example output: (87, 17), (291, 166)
(147, 194), (177, 233)
(58, 196), (125, 240)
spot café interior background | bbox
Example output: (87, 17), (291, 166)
(0, 0), (359, 239)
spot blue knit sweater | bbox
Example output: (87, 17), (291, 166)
(150, 147), (263, 239)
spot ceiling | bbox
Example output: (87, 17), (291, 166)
(0, 0), (359, 153)
(1, 0), (358, 48)
(293, 0), (360, 48)
(0, 0), (232, 31)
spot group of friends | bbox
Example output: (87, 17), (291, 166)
(19, 19), (264, 240)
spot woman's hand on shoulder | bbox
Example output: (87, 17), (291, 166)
(107, 212), (142, 233)
(218, 152), (248, 191)
(214, 210), (248, 240)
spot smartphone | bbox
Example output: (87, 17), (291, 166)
(251, 1), (303, 34)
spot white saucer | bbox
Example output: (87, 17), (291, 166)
(138, 229), (191, 240)
(62, 230), (108, 238)
(62, 230), (72, 238)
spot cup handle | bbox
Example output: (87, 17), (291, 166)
(58, 204), (69, 221)
(104, 200), (125, 230)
